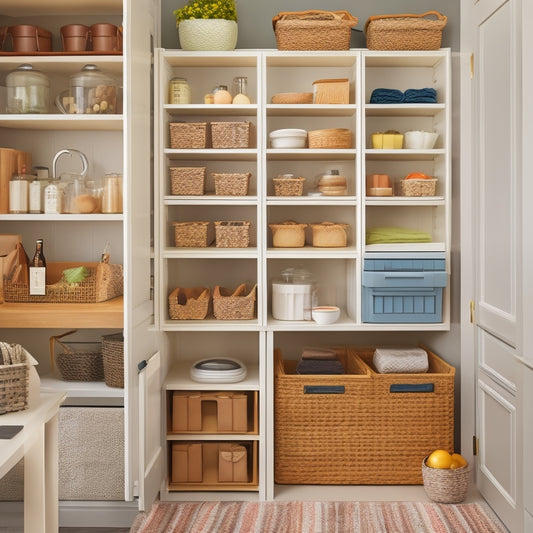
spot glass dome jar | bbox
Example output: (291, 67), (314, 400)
(6, 64), (50, 114)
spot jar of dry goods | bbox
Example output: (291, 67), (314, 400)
(6, 64), (50, 114)
(168, 77), (191, 104)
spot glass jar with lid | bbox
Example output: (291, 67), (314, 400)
(168, 77), (191, 104)
(6, 64), (50, 114)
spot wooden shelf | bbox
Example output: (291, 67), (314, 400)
(0, 296), (123, 328)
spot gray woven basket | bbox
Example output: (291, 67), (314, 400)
(422, 457), (471, 503)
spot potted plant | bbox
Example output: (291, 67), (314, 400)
(174, 0), (238, 51)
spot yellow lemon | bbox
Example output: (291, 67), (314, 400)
(450, 453), (468, 469)
(426, 449), (453, 469)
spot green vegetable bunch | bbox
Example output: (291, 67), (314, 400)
(173, 0), (238, 27)
(62, 266), (90, 284)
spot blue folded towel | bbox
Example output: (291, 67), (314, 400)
(403, 88), (437, 103)
(369, 88), (404, 104)
(296, 359), (344, 375)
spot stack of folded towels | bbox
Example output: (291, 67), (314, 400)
(366, 226), (432, 244)
(296, 347), (344, 375)
(370, 87), (437, 104)
(373, 346), (429, 374)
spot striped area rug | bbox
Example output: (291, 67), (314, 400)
(131, 501), (507, 533)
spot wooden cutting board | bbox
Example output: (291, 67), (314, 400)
(0, 148), (32, 213)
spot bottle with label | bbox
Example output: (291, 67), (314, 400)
(9, 165), (29, 213)
(29, 239), (46, 295)
(29, 175), (41, 213)
(44, 178), (61, 214)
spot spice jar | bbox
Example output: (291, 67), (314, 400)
(6, 64), (50, 114)
(101, 173), (123, 213)
(168, 77), (191, 104)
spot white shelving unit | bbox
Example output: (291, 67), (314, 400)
(155, 48), (452, 501)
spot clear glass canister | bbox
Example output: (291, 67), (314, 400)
(168, 77), (191, 104)
(6, 64), (50, 114)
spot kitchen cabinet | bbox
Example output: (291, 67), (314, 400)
(154, 48), (451, 501)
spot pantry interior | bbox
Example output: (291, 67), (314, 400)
(1, 1), (532, 532)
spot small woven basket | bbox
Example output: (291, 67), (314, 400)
(213, 283), (257, 320)
(422, 458), (471, 503)
(172, 221), (215, 247)
(398, 178), (438, 197)
(269, 221), (308, 248)
(50, 330), (104, 382)
(169, 286), (211, 320)
(0, 342), (29, 415)
(364, 11), (447, 51)
(214, 221), (251, 248)
(170, 167), (206, 196)
(308, 128), (352, 149)
(169, 122), (208, 149)
(272, 10), (358, 51)
(102, 332), (124, 388)
(310, 222), (349, 247)
(213, 172), (251, 196)
(273, 176), (305, 196)
(210, 121), (251, 149)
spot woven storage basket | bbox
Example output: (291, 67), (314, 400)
(269, 221), (307, 247)
(309, 221), (349, 247)
(422, 458), (471, 503)
(312, 78), (349, 104)
(3, 262), (123, 303)
(210, 121), (251, 149)
(272, 10), (358, 51)
(273, 176), (305, 196)
(169, 286), (211, 320)
(398, 178), (438, 197)
(169, 122), (208, 149)
(308, 128), (352, 149)
(170, 167), (206, 196)
(213, 283), (256, 320)
(213, 172), (251, 196)
(50, 330), (104, 382)
(364, 11), (447, 51)
(172, 221), (215, 247)
(102, 332), (124, 388)
(214, 221), (251, 248)
(0, 342), (29, 415)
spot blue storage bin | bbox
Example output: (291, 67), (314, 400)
(362, 253), (447, 323)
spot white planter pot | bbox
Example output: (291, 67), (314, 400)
(178, 19), (238, 51)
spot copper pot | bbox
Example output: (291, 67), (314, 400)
(90, 23), (123, 52)
(60, 24), (90, 52)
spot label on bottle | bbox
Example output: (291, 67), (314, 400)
(29, 266), (46, 295)
(29, 181), (42, 213)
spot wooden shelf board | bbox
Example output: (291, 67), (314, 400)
(267, 196), (357, 206)
(365, 104), (446, 117)
(164, 104), (258, 117)
(266, 104), (357, 117)
(0, 115), (123, 131)
(1, 0), (122, 16)
(0, 296), (123, 328)
(266, 148), (356, 161)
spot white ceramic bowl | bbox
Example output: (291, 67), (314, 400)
(269, 128), (307, 149)
(404, 131), (439, 150)
(312, 305), (341, 325)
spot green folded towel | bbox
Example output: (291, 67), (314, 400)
(366, 226), (432, 244)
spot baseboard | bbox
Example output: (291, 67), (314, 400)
(59, 500), (140, 528)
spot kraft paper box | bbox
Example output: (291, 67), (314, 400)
(171, 443), (202, 483)
(218, 443), (247, 483)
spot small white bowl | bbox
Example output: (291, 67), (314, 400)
(312, 306), (340, 325)
(404, 131), (439, 150)
(269, 128), (307, 149)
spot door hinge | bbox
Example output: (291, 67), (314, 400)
(470, 53), (474, 79)
(470, 301), (475, 323)
(473, 435), (479, 456)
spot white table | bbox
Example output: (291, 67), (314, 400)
(0, 392), (66, 533)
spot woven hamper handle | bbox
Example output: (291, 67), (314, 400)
(364, 11), (447, 32)
(49, 329), (78, 371)
(304, 385), (345, 394)
(273, 10), (358, 29)
(390, 383), (434, 393)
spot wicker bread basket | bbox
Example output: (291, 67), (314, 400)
(214, 221), (251, 248)
(0, 342), (29, 415)
(213, 172), (251, 196)
(312, 78), (349, 104)
(309, 222), (349, 247)
(269, 221), (308, 247)
(169, 286), (211, 320)
(169, 122), (208, 149)
(398, 178), (438, 197)
(172, 221), (215, 247)
(365, 11), (447, 51)
(272, 10), (358, 51)
(102, 332), (124, 388)
(422, 458), (471, 503)
(213, 283), (257, 320)
(308, 128), (352, 149)
(170, 167), (206, 196)
(271, 92), (313, 104)
(273, 175), (306, 196)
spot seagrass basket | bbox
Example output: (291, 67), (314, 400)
(169, 122), (208, 149)
(398, 178), (438, 197)
(210, 121), (251, 149)
(309, 221), (349, 247)
(213, 283), (257, 320)
(308, 128), (352, 149)
(273, 176), (305, 196)
(213, 172), (251, 196)
(0, 342), (29, 415)
(102, 332), (124, 388)
(172, 221), (215, 247)
(170, 166), (206, 195)
(168, 286), (211, 320)
(365, 11), (447, 51)
(272, 10), (358, 51)
(422, 459), (471, 503)
(214, 221), (251, 248)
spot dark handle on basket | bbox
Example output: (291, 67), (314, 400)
(390, 383), (434, 393)
(304, 385), (345, 394)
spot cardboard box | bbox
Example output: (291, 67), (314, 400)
(218, 443), (248, 483)
(171, 443), (202, 483)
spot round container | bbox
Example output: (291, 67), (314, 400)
(60, 24), (90, 52)
(312, 306), (341, 325)
(6, 64), (50, 114)
(90, 23), (122, 52)
(269, 128), (307, 149)
(168, 77), (191, 104)
(272, 268), (317, 321)
(317, 169), (347, 196)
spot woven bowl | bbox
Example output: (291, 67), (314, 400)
(271, 92), (313, 104)
(422, 457), (471, 503)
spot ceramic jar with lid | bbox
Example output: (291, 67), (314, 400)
(272, 267), (318, 321)
(6, 64), (50, 114)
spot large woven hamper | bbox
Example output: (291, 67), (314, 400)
(102, 332), (124, 388)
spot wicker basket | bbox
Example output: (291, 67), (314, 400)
(0, 342), (29, 415)
(308, 128), (352, 149)
(214, 221), (251, 248)
(269, 221), (308, 248)
(364, 11), (447, 51)
(272, 10), (358, 51)
(422, 458), (471, 503)
(169, 122), (208, 149)
(312, 78), (349, 104)
(102, 333), (124, 388)
(172, 221), (215, 247)
(210, 121), (251, 149)
(398, 178), (438, 197)
(3, 262), (123, 303)
(271, 92), (313, 104)
(309, 222), (349, 247)
(170, 167), (206, 196)
(213, 172), (251, 196)
(50, 330), (104, 382)
(273, 176), (305, 196)
(169, 286), (211, 320)
(213, 283), (257, 320)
